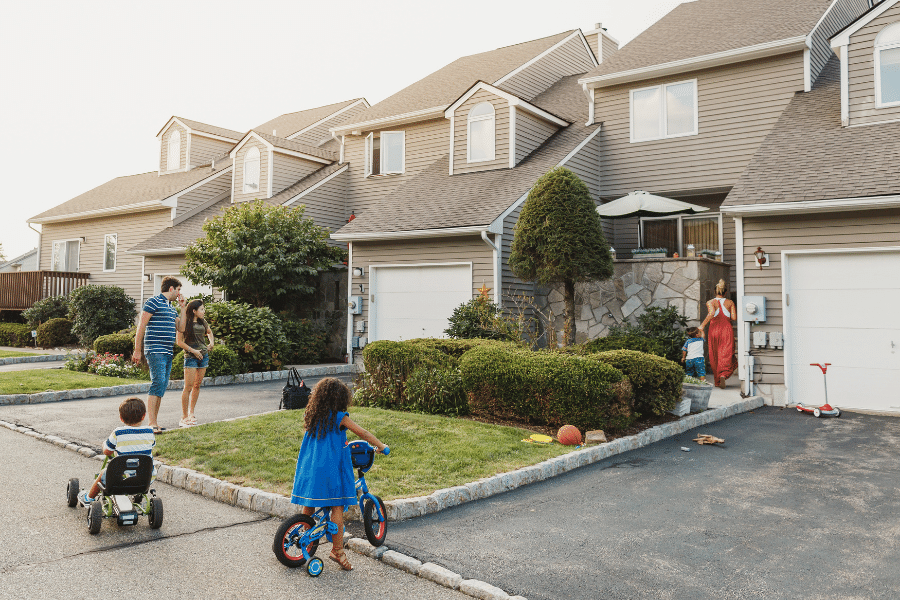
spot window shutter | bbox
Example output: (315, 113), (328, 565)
(167, 130), (181, 171)
(364, 133), (373, 177)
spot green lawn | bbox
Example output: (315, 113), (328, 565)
(155, 408), (574, 501)
(0, 350), (44, 358)
(0, 370), (147, 394)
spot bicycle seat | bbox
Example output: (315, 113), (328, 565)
(102, 454), (154, 496)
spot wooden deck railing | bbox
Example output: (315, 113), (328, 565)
(0, 271), (90, 311)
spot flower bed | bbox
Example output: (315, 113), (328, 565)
(66, 352), (149, 380)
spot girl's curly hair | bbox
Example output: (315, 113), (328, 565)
(304, 377), (352, 439)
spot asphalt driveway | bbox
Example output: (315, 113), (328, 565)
(383, 407), (900, 600)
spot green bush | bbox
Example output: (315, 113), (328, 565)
(403, 366), (468, 416)
(68, 285), (137, 347)
(589, 350), (684, 417)
(358, 341), (452, 408)
(582, 334), (666, 357)
(405, 338), (518, 359)
(65, 351), (94, 372)
(204, 301), (288, 371)
(280, 318), (327, 365)
(36, 318), (77, 347)
(23, 296), (70, 328)
(170, 344), (242, 380)
(460, 346), (634, 431)
(94, 333), (135, 359)
(0, 323), (33, 347)
(445, 296), (517, 341)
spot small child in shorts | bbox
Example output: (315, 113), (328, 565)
(81, 397), (156, 505)
(681, 327), (707, 382)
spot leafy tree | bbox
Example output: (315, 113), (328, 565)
(509, 167), (613, 346)
(181, 201), (344, 308)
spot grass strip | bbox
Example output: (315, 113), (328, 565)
(0, 370), (148, 394)
(155, 408), (574, 501)
(0, 350), (46, 358)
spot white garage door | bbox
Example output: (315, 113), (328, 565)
(371, 263), (472, 342)
(153, 275), (212, 300)
(786, 250), (900, 412)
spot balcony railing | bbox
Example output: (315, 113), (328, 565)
(0, 271), (90, 311)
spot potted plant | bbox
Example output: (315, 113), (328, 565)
(682, 375), (713, 412)
(631, 247), (668, 259)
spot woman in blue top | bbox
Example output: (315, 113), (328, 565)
(291, 377), (386, 571)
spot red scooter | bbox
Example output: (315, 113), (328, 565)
(796, 363), (841, 418)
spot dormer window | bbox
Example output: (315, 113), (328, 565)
(630, 79), (697, 143)
(243, 146), (260, 193)
(365, 131), (405, 176)
(875, 22), (900, 107)
(167, 130), (181, 171)
(467, 102), (496, 162)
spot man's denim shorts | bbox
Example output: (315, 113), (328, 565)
(184, 352), (210, 369)
(147, 352), (173, 397)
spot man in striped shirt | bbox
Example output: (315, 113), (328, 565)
(133, 276), (185, 432)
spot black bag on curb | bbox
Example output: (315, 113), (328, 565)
(280, 368), (311, 410)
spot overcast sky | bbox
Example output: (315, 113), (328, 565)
(0, 0), (686, 261)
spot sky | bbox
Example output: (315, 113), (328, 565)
(0, 0), (688, 262)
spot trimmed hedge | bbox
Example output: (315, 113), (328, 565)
(170, 345), (242, 380)
(94, 333), (134, 359)
(0, 323), (33, 347)
(581, 334), (666, 357)
(204, 302), (288, 371)
(36, 318), (77, 347)
(589, 350), (684, 417)
(460, 346), (634, 431)
(22, 295), (70, 328)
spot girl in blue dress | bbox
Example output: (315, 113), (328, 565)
(291, 377), (386, 571)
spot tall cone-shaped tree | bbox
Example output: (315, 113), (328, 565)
(509, 167), (613, 346)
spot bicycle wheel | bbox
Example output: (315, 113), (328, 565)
(273, 514), (319, 568)
(363, 496), (387, 547)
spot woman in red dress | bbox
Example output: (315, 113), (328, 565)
(699, 279), (737, 388)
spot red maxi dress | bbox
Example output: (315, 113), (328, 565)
(707, 298), (737, 384)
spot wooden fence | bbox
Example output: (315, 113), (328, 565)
(0, 271), (90, 311)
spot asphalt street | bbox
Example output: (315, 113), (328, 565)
(0, 426), (468, 600)
(386, 407), (900, 600)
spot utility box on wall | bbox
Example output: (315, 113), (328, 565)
(349, 296), (363, 315)
(741, 296), (767, 323)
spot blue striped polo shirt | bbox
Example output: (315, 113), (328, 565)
(104, 425), (156, 456)
(142, 294), (177, 355)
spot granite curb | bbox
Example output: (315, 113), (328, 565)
(0, 363), (359, 405)
(0, 353), (83, 366)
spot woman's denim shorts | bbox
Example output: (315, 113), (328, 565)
(184, 353), (209, 369)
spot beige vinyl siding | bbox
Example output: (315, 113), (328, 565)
(601, 34), (619, 64)
(189, 135), (234, 168)
(741, 208), (900, 383)
(501, 204), (535, 310)
(40, 209), (171, 302)
(808, 0), (870, 85)
(174, 169), (232, 220)
(587, 33), (601, 64)
(233, 139), (269, 203)
(141, 254), (225, 304)
(349, 236), (494, 325)
(848, 1), (900, 125)
(454, 90), (509, 175)
(271, 153), (321, 197)
(561, 129), (601, 200)
(344, 119), (449, 218)
(595, 52), (805, 197)
(291, 102), (368, 148)
(499, 35), (595, 101)
(289, 169), (349, 239)
(515, 109), (559, 165)
(160, 124), (188, 173)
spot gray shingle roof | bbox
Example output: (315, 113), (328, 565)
(267, 163), (347, 207)
(334, 74), (597, 236)
(723, 58), (900, 206)
(28, 159), (234, 222)
(253, 99), (364, 138)
(249, 131), (338, 162)
(582, 0), (832, 81)
(176, 117), (243, 141)
(344, 31), (577, 125)
(128, 198), (231, 253)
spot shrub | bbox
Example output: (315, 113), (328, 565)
(67, 285), (137, 347)
(0, 323), (33, 347)
(171, 345), (242, 380)
(23, 296), (70, 328)
(280, 318), (327, 365)
(445, 296), (517, 341)
(589, 350), (684, 417)
(65, 351), (94, 372)
(405, 338), (518, 359)
(94, 333), (135, 359)
(358, 341), (452, 408)
(582, 334), (666, 357)
(86, 352), (148, 379)
(460, 346), (634, 431)
(204, 301), (288, 371)
(36, 318), (77, 347)
(403, 366), (468, 416)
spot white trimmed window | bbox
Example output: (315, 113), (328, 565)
(639, 213), (722, 258)
(167, 130), (181, 171)
(365, 131), (405, 176)
(51, 239), (81, 272)
(467, 102), (496, 162)
(103, 234), (117, 272)
(875, 22), (900, 107)
(243, 146), (261, 193)
(630, 79), (698, 142)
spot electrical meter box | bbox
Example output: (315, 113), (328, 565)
(349, 296), (363, 315)
(741, 295), (767, 323)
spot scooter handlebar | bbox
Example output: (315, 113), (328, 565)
(810, 363), (831, 374)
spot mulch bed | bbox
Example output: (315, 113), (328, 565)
(461, 410), (682, 443)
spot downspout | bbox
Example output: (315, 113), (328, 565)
(480, 230), (501, 305)
(28, 223), (41, 270)
(346, 241), (354, 364)
(140, 255), (145, 310)
(734, 216), (752, 397)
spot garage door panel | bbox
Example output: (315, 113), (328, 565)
(790, 289), (899, 329)
(789, 327), (899, 370)
(378, 267), (469, 293)
(789, 253), (899, 289)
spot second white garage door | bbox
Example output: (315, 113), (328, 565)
(785, 250), (900, 412)
(370, 263), (473, 342)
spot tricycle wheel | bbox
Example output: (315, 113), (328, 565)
(66, 478), (79, 508)
(307, 557), (324, 577)
(148, 497), (163, 529)
(363, 496), (388, 547)
(273, 514), (318, 568)
(813, 408), (821, 418)
(88, 500), (103, 534)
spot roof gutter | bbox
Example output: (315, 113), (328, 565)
(28, 200), (165, 224)
(721, 194), (900, 216)
(124, 247), (187, 256)
(331, 225), (488, 242)
(578, 36), (809, 89)
(330, 105), (447, 136)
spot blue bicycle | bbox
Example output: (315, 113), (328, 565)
(273, 441), (389, 576)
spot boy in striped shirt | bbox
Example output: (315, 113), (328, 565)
(81, 398), (156, 505)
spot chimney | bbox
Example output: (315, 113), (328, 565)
(588, 21), (619, 64)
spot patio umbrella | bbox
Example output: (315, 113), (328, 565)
(596, 190), (710, 219)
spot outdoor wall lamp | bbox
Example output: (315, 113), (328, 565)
(753, 247), (769, 269)
(352, 267), (364, 277)
(143, 274), (152, 282)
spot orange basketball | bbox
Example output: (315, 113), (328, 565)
(557, 425), (581, 446)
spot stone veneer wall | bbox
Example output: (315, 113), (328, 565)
(535, 258), (731, 345)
